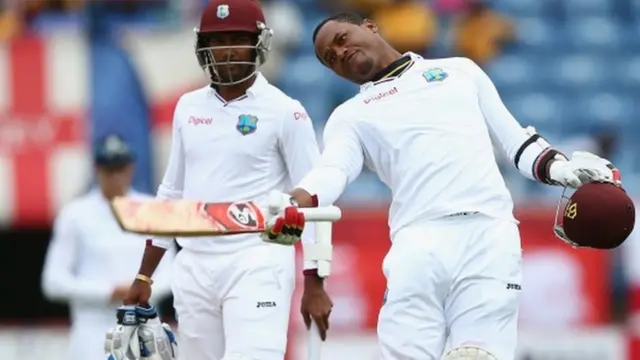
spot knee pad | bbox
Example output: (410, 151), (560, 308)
(443, 346), (497, 360)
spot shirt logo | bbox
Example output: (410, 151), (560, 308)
(236, 114), (258, 135)
(256, 301), (277, 308)
(188, 116), (213, 126)
(217, 4), (230, 19)
(423, 68), (448, 83)
(294, 111), (308, 121)
(363, 87), (399, 104)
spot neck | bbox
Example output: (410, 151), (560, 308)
(380, 48), (404, 70)
(101, 188), (126, 200)
(371, 45), (404, 79)
(216, 74), (257, 102)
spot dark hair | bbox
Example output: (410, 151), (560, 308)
(312, 13), (366, 44)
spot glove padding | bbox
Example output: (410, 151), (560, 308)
(105, 306), (141, 360)
(136, 306), (178, 360)
(261, 205), (306, 246)
(549, 151), (620, 188)
(105, 305), (177, 360)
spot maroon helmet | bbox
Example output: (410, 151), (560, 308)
(195, 0), (273, 85)
(554, 181), (635, 249)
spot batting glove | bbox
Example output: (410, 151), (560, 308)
(549, 151), (620, 188)
(261, 205), (306, 246)
(104, 306), (141, 360)
(136, 305), (178, 360)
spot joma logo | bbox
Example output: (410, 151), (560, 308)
(256, 301), (276, 308)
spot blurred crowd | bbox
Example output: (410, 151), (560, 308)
(3, 0), (637, 201)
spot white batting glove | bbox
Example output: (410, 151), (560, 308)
(549, 151), (618, 188)
(104, 306), (141, 360)
(136, 305), (178, 360)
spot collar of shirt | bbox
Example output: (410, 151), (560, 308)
(209, 72), (269, 103)
(359, 52), (422, 93)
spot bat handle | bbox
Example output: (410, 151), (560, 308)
(300, 206), (342, 222)
(313, 221), (333, 278)
(308, 321), (323, 360)
(266, 191), (342, 222)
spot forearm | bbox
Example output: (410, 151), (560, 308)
(42, 275), (113, 305)
(511, 127), (567, 184)
(137, 243), (167, 278)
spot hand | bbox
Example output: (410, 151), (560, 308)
(111, 284), (132, 302)
(123, 279), (152, 306)
(300, 276), (333, 341)
(549, 151), (619, 188)
(261, 205), (306, 246)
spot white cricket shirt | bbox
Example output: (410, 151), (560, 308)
(152, 73), (320, 256)
(299, 55), (533, 239)
(41, 189), (175, 321)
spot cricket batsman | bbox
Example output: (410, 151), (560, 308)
(267, 13), (620, 360)
(116, 1), (320, 359)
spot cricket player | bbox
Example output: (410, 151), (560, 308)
(122, 1), (319, 359)
(267, 13), (620, 360)
(41, 134), (176, 360)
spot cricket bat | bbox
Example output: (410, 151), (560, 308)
(110, 196), (342, 237)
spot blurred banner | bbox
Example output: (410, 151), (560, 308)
(0, 31), (203, 227)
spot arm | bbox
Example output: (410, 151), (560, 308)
(137, 98), (187, 278)
(278, 104), (322, 272)
(41, 207), (114, 305)
(292, 113), (365, 206)
(461, 57), (567, 184)
(291, 113), (364, 283)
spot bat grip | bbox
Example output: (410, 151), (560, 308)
(307, 321), (323, 360)
(299, 206), (342, 222)
(314, 221), (332, 278)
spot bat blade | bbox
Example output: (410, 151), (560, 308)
(110, 197), (267, 236)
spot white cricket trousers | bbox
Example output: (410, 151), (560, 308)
(378, 214), (522, 360)
(172, 244), (295, 360)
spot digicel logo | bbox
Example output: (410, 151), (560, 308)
(364, 87), (399, 104)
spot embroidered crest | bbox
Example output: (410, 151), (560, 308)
(217, 4), (230, 19)
(423, 68), (448, 83)
(236, 114), (258, 135)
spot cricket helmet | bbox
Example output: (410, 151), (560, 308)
(195, 0), (273, 86)
(554, 181), (635, 249)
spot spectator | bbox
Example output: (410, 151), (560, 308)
(453, 0), (514, 65)
(371, 0), (438, 55)
(0, 8), (21, 40)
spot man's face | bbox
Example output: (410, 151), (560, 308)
(97, 163), (134, 196)
(314, 20), (380, 84)
(203, 31), (256, 84)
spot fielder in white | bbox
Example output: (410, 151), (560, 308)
(122, 1), (320, 359)
(268, 13), (620, 360)
(41, 134), (176, 360)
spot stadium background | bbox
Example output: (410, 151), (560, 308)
(0, 0), (639, 359)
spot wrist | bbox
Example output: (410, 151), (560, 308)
(304, 270), (324, 287)
(547, 159), (566, 183)
(135, 273), (154, 285)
